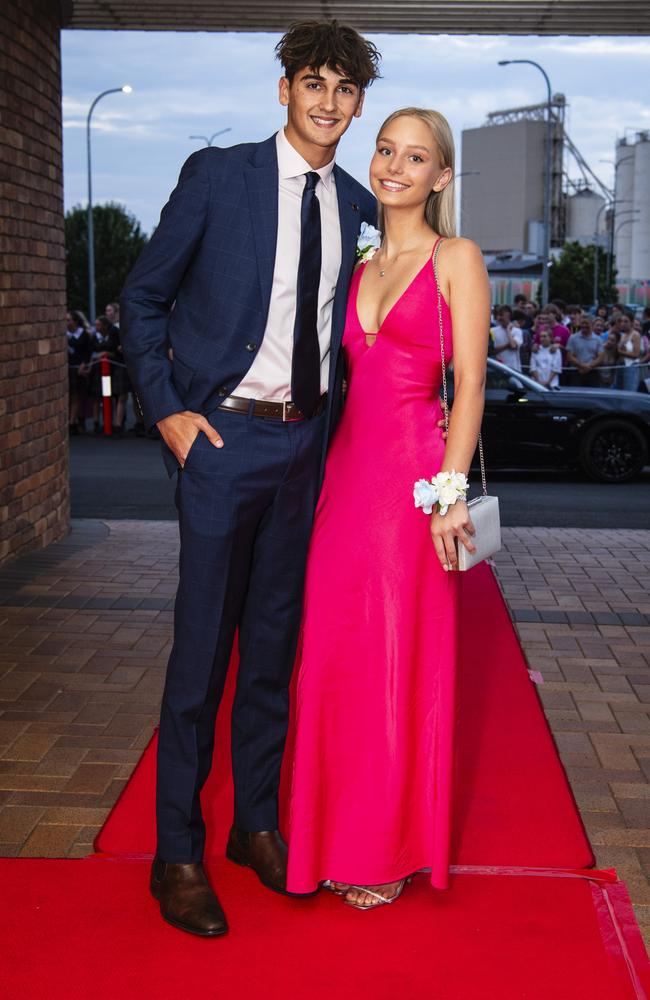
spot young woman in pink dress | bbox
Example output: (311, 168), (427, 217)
(286, 108), (491, 909)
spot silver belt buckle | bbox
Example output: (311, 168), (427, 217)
(282, 400), (304, 422)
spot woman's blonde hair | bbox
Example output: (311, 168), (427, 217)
(375, 107), (456, 238)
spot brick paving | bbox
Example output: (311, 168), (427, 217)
(0, 520), (649, 945)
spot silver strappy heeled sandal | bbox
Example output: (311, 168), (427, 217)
(322, 879), (351, 896)
(344, 877), (412, 910)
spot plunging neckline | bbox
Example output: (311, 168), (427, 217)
(354, 237), (446, 342)
(355, 256), (430, 339)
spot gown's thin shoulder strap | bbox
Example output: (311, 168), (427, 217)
(431, 235), (446, 283)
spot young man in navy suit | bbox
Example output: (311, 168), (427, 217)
(120, 21), (380, 936)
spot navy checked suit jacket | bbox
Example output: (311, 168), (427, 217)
(120, 134), (377, 476)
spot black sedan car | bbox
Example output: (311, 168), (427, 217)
(448, 359), (650, 483)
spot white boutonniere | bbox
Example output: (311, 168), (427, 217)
(356, 222), (382, 262)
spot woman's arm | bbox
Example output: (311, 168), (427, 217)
(438, 238), (490, 475)
(431, 237), (491, 570)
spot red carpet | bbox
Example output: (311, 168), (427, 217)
(3, 563), (649, 998)
(1, 859), (647, 999)
(96, 563), (595, 869)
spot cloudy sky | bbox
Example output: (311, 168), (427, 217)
(61, 30), (650, 233)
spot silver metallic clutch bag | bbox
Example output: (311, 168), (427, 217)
(433, 240), (501, 572)
(456, 495), (501, 571)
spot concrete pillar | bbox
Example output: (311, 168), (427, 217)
(0, 0), (69, 564)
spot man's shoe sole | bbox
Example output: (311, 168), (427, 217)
(225, 845), (317, 897)
(159, 911), (228, 937)
(225, 844), (291, 895)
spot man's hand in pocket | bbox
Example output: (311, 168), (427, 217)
(157, 411), (224, 468)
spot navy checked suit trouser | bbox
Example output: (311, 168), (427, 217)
(156, 404), (327, 862)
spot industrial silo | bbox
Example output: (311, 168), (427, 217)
(566, 188), (606, 246)
(631, 132), (650, 282)
(614, 138), (636, 280)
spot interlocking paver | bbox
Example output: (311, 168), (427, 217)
(19, 822), (83, 857)
(0, 520), (648, 944)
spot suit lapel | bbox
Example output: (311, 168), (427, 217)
(331, 167), (361, 358)
(244, 136), (279, 315)
(334, 166), (360, 290)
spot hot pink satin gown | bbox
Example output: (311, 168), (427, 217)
(286, 239), (460, 893)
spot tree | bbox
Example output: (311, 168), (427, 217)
(548, 240), (618, 307)
(65, 202), (148, 318)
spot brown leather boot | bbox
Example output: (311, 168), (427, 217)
(150, 858), (228, 937)
(225, 826), (289, 895)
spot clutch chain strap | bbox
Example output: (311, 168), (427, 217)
(433, 238), (488, 498)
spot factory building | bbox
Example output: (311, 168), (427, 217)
(460, 99), (566, 255)
(614, 133), (650, 283)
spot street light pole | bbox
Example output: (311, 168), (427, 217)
(86, 85), (132, 323)
(188, 127), (232, 147)
(593, 201), (611, 307)
(593, 197), (634, 305)
(498, 59), (553, 306)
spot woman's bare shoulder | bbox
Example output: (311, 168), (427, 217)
(440, 236), (484, 266)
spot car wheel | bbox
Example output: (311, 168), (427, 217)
(579, 419), (648, 483)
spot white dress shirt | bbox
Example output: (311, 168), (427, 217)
(235, 128), (342, 402)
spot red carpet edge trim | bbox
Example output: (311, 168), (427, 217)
(451, 863), (649, 997)
(591, 881), (649, 1000)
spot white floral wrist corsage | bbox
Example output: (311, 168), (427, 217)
(356, 222), (382, 263)
(413, 470), (469, 515)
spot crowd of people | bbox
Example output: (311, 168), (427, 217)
(489, 298), (650, 392)
(67, 296), (650, 436)
(66, 302), (150, 436)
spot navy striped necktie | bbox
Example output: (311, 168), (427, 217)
(291, 171), (322, 416)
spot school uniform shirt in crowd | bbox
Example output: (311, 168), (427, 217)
(490, 323), (523, 371)
(105, 323), (132, 396)
(530, 344), (562, 388)
(67, 326), (92, 367)
(67, 326), (92, 393)
(566, 331), (602, 367)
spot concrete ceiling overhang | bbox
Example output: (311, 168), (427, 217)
(61, 1), (650, 36)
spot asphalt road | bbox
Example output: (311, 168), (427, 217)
(69, 434), (649, 528)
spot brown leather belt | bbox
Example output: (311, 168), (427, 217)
(218, 393), (327, 422)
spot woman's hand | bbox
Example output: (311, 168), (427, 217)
(430, 499), (476, 571)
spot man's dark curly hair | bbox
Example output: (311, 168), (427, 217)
(275, 20), (381, 90)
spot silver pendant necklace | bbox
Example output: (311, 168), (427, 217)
(377, 252), (390, 278)
(376, 245), (412, 277)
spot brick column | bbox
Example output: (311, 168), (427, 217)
(0, 0), (69, 564)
